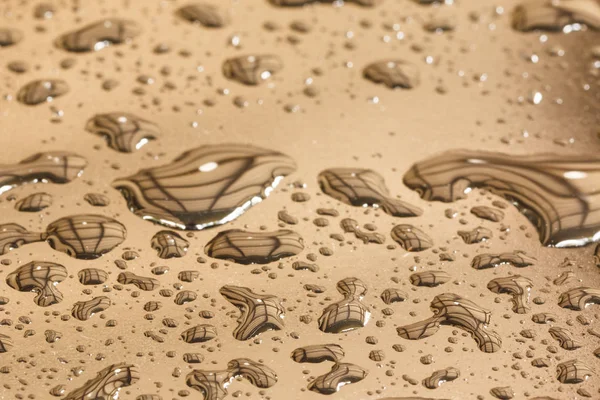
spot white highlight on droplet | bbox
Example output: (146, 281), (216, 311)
(199, 162), (218, 172)
(563, 171), (587, 180)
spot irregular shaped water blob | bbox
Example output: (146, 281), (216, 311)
(308, 363), (368, 395)
(532, 312), (557, 324)
(17, 79), (69, 105)
(44, 330), (62, 343)
(458, 226), (492, 244)
(181, 324), (217, 343)
(556, 359), (592, 384)
(422, 367), (460, 389)
(410, 271), (451, 287)
(549, 327), (581, 350)
(397, 293), (502, 352)
(220, 285), (285, 340)
(6, 261), (67, 307)
(291, 344), (367, 395)
(0, 151), (86, 195)
(144, 331), (165, 343)
(117, 272), (159, 291)
(151, 230), (189, 259)
(318, 278), (371, 333)
(71, 296), (111, 320)
(222, 55), (283, 85)
(558, 287), (600, 310)
(278, 210), (298, 225)
(553, 271), (576, 286)
(292, 261), (319, 272)
(471, 206), (504, 222)
(0, 214), (126, 259)
(471, 252), (535, 270)
(340, 218), (385, 244)
(113, 144), (295, 230)
(403, 150), (600, 247)
(363, 60), (420, 89)
(0, 334), (14, 353)
(205, 229), (303, 264)
(291, 344), (345, 363)
(177, 3), (230, 27)
(56, 19), (141, 52)
(84, 193), (110, 207)
(318, 168), (421, 217)
(64, 363), (139, 400)
(512, 0), (600, 31)
(487, 275), (533, 314)
(269, 0), (381, 5)
(0, 28), (22, 47)
(85, 113), (160, 153)
(186, 358), (277, 399)
(391, 224), (433, 251)
(15, 192), (52, 212)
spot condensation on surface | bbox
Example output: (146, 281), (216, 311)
(0, 0), (599, 399)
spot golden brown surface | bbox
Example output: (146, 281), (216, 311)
(0, 0), (599, 399)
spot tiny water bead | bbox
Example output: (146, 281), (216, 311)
(0, 28), (23, 47)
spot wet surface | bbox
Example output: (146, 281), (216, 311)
(0, 0), (599, 399)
